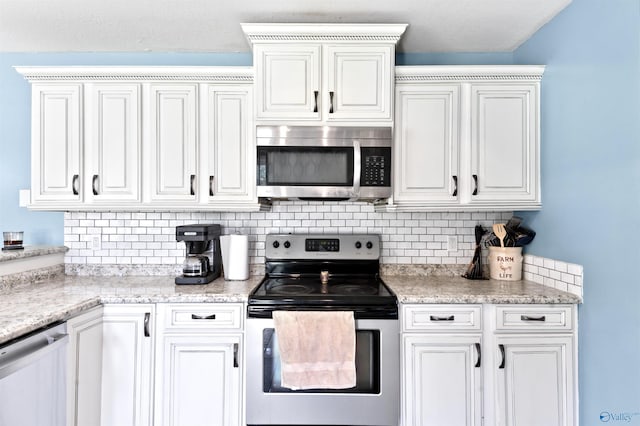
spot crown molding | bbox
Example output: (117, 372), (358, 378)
(395, 65), (545, 82)
(14, 66), (254, 82)
(241, 23), (408, 45)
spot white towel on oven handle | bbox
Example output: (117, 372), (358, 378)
(272, 310), (356, 390)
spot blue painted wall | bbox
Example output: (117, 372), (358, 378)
(514, 0), (640, 424)
(0, 53), (251, 245)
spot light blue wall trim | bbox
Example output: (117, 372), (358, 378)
(514, 0), (640, 423)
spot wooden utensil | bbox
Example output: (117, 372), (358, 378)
(493, 223), (507, 248)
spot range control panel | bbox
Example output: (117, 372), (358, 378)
(266, 234), (380, 260)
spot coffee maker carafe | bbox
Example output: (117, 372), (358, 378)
(176, 224), (222, 285)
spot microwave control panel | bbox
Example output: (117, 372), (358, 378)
(361, 147), (391, 187)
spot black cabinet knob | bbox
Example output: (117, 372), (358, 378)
(366, 241), (373, 249)
(355, 241), (362, 249)
(272, 241), (280, 248)
(284, 241), (291, 249)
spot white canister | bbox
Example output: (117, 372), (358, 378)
(488, 246), (523, 281)
(220, 234), (249, 280)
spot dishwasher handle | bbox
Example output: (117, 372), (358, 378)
(0, 333), (69, 380)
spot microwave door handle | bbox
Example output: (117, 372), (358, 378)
(353, 140), (361, 198)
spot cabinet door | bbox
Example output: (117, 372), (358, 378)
(394, 84), (460, 203)
(155, 334), (242, 426)
(31, 84), (82, 204)
(101, 305), (154, 426)
(470, 84), (539, 204)
(85, 84), (141, 203)
(403, 334), (482, 426)
(496, 335), (575, 426)
(326, 45), (393, 121)
(147, 84), (198, 202)
(254, 44), (321, 120)
(67, 306), (104, 426)
(203, 86), (255, 203)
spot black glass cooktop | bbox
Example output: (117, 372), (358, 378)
(248, 273), (397, 319)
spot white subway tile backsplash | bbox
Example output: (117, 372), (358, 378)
(62, 202), (582, 297)
(524, 253), (584, 297)
(66, 202), (507, 268)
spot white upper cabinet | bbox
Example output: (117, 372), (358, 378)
(254, 44), (321, 120)
(470, 84), (538, 205)
(387, 66), (544, 212)
(326, 45), (393, 121)
(85, 83), (141, 204)
(18, 66), (262, 211)
(394, 84), (460, 204)
(146, 84), (199, 204)
(30, 84), (82, 205)
(243, 23), (406, 124)
(202, 84), (256, 205)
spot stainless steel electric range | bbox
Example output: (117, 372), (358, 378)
(246, 234), (399, 426)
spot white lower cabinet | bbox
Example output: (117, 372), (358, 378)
(67, 306), (104, 426)
(154, 303), (243, 426)
(68, 303), (243, 426)
(495, 335), (574, 426)
(403, 335), (483, 426)
(402, 305), (483, 426)
(67, 304), (155, 426)
(492, 305), (577, 426)
(401, 304), (577, 426)
(101, 304), (155, 426)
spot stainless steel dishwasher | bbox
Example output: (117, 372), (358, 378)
(0, 322), (68, 426)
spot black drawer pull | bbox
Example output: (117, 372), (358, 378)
(472, 174), (478, 195)
(499, 344), (505, 369)
(429, 315), (455, 321)
(521, 315), (546, 322)
(475, 343), (481, 368)
(452, 175), (458, 197)
(191, 314), (216, 320)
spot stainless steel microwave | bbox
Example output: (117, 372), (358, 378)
(256, 126), (392, 201)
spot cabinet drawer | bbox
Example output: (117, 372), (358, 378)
(159, 303), (243, 331)
(495, 305), (574, 331)
(403, 305), (482, 332)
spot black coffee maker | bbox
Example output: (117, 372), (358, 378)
(176, 224), (222, 285)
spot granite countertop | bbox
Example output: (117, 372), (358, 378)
(0, 245), (67, 262)
(0, 273), (581, 346)
(0, 275), (262, 345)
(383, 275), (582, 304)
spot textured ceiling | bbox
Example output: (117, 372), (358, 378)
(0, 0), (572, 53)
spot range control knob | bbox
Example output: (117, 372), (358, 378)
(284, 241), (291, 249)
(272, 241), (280, 249)
(355, 241), (362, 249)
(366, 241), (374, 249)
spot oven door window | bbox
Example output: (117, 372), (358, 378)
(262, 328), (380, 394)
(257, 147), (354, 186)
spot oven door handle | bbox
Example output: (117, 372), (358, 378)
(352, 140), (361, 198)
